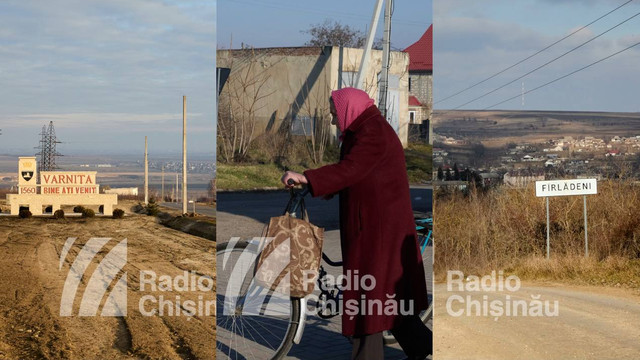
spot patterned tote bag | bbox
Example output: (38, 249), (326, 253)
(254, 197), (324, 298)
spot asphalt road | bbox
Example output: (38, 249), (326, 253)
(161, 202), (215, 217)
(217, 187), (432, 233)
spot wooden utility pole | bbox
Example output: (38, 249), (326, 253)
(144, 136), (149, 205)
(378, 0), (392, 118)
(182, 96), (188, 214)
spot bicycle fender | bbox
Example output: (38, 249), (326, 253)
(293, 297), (308, 344)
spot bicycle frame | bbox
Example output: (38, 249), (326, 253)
(287, 186), (433, 346)
(416, 218), (433, 254)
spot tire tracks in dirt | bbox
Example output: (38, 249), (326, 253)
(433, 282), (640, 360)
(0, 211), (215, 360)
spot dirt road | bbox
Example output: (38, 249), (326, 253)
(0, 205), (215, 359)
(434, 282), (640, 360)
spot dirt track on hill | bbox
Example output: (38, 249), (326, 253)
(433, 282), (640, 360)
(0, 209), (215, 359)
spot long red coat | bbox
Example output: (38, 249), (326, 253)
(304, 105), (429, 336)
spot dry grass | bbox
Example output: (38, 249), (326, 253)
(507, 255), (640, 287)
(434, 180), (640, 286)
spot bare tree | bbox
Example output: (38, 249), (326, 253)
(303, 20), (367, 48)
(217, 50), (275, 163)
(293, 82), (333, 165)
(303, 20), (385, 49)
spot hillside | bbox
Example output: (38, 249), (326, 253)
(434, 110), (640, 148)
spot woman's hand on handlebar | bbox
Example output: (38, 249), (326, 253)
(281, 171), (308, 188)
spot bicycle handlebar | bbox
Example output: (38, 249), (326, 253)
(285, 180), (309, 215)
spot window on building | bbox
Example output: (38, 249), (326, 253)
(291, 115), (315, 136)
(409, 77), (412, 92)
(342, 71), (358, 88)
(409, 111), (416, 124)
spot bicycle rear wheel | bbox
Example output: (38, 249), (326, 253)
(216, 240), (301, 360)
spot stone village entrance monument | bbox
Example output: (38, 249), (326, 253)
(6, 157), (117, 215)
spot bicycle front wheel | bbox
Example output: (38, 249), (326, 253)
(216, 240), (301, 360)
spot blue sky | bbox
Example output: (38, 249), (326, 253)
(218, 0), (432, 50)
(434, 0), (640, 112)
(0, 0), (216, 156)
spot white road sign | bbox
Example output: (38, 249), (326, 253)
(536, 179), (598, 197)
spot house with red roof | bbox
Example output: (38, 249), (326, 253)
(404, 25), (433, 143)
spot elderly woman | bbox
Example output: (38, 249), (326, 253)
(281, 87), (431, 360)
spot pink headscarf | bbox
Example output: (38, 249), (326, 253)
(331, 87), (375, 138)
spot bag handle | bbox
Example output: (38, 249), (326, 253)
(285, 187), (310, 222)
(298, 196), (310, 222)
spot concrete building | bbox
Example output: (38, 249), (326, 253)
(217, 45), (411, 146)
(404, 25), (433, 143)
(104, 187), (139, 196)
(503, 169), (546, 188)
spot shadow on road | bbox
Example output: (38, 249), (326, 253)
(217, 188), (431, 232)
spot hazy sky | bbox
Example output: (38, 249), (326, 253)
(434, 0), (640, 112)
(218, 0), (432, 51)
(0, 0), (216, 156)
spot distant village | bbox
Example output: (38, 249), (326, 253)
(75, 160), (216, 174)
(433, 133), (640, 188)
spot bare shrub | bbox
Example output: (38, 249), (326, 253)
(218, 49), (276, 163)
(435, 180), (640, 279)
(53, 209), (65, 219)
(81, 208), (95, 218)
(112, 209), (125, 219)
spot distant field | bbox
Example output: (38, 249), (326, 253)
(0, 155), (213, 199)
(434, 110), (640, 148)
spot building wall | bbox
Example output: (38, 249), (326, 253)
(218, 46), (411, 146)
(333, 47), (410, 146)
(409, 106), (430, 124)
(7, 193), (117, 215)
(409, 71), (432, 106)
(105, 187), (139, 196)
(408, 71), (432, 144)
(217, 47), (334, 137)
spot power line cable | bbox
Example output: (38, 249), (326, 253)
(450, 10), (640, 110)
(435, 0), (635, 105)
(484, 40), (640, 110)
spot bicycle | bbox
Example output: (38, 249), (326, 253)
(216, 186), (433, 359)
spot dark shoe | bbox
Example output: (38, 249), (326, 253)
(402, 355), (431, 360)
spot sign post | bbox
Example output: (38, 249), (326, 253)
(546, 197), (550, 259)
(584, 195), (588, 257)
(536, 179), (597, 259)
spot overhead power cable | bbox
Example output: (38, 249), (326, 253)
(484, 40), (640, 110)
(435, 0), (635, 105)
(451, 10), (640, 110)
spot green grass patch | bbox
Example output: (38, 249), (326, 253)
(217, 163), (306, 190)
(405, 143), (432, 184)
(218, 142), (432, 190)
